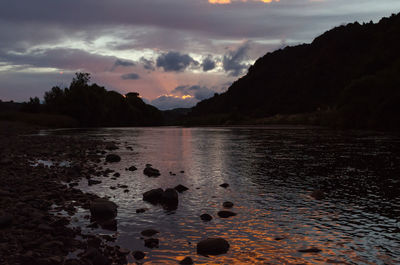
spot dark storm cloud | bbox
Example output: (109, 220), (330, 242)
(156, 51), (198, 72)
(149, 95), (198, 110)
(222, 41), (251, 76)
(0, 48), (117, 72)
(201, 56), (216, 71)
(140, 57), (155, 71)
(121, 73), (140, 80)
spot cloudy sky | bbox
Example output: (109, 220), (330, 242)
(1, 0), (399, 110)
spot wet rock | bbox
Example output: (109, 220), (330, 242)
(83, 247), (111, 265)
(143, 188), (164, 204)
(197, 238), (229, 255)
(179, 257), (194, 265)
(223, 201), (234, 208)
(274, 237), (285, 241)
(143, 165), (161, 177)
(105, 143), (118, 151)
(0, 158), (12, 165)
(298, 247), (322, 253)
(200, 213), (213, 221)
(174, 184), (189, 193)
(141, 229), (159, 237)
(87, 222), (99, 229)
(162, 188), (179, 207)
(128, 166), (137, 171)
(132, 250), (145, 260)
(69, 182), (79, 188)
(105, 154), (121, 163)
(180, 170), (185, 173)
(113, 172), (120, 177)
(144, 238), (159, 248)
(136, 208), (147, 213)
(219, 183), (229, 188)
(0, 214), (13, 229)
(89, 199), (117, 221)
(311, 190), (325, 200)
(217, 211), (236, 218)
(37, 223), (53, 232)
(88, 179), (102, 186)
(99, 219), (117, 231)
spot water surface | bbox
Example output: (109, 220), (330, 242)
(44, 126), (400, 264)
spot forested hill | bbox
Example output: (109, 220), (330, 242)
(187, 13), (400, 130)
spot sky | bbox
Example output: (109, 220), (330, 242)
(0, 0), (400, 110)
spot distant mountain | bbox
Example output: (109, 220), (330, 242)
(162, 108), (191, 125)
(187, 13), (400, 130)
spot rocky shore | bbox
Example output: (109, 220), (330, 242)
(0, 122), (128, 265)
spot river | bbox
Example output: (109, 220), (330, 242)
(42, 126), (400, 264)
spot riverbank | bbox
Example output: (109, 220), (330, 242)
(0, 121), (127, 265)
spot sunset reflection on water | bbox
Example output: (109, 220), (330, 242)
(46, 127), (400, 264)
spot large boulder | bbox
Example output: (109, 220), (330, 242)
(89, 199), (117, 221)
(197, 238), (230, 255)
(105, 154), (121, 163)
(143, 188), (164, 204)
(143, 188), (179, 210)
(162, 188), (178, 206)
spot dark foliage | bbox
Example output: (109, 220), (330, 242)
(187, 13), (400, 130)
(43, 73), (163, 126)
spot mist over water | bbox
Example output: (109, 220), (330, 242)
(45, 127), (400, 264)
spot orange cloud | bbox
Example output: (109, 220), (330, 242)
(208, 0), (280, 4)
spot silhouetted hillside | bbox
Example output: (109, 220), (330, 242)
(187, 13), (400, 130)
(42, 73), (163, 127)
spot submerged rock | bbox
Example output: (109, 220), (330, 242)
(136, 208), (147, 213)
(298, 247), (322, 253)
(200, 213), (213, 221)
(217, 211), (236, 218)
(174, 184), (189, 193)
(311, 190), (325, 200)
(105, 154), (121, 163)
(197, 238), (229, 255)
(143, 165), (160, 177)
(141, 229), (159, 237)
(128, 166), (137, 171)
(88, 179), (102, 186)
(144, 238), (159, 248)
(105, 143), (118, 151)
(179, 257), (194, 265)
(132, 251), (145, 260)
(219, 183), (229, 188)
(222, 201), (234, 208)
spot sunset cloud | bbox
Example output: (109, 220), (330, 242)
(0, 0), (399, 109)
